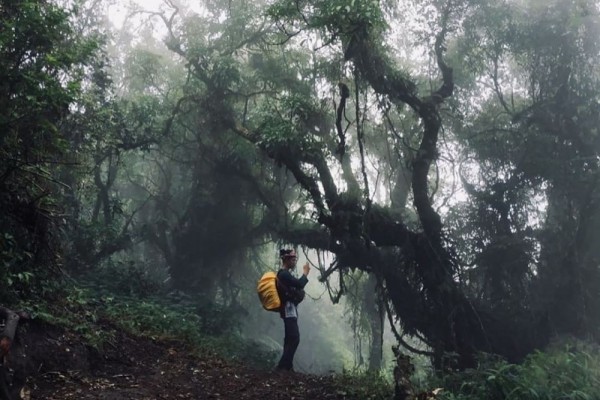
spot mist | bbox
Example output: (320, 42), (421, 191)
(2, 0), (600, 398)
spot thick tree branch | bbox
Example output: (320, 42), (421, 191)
(233, 124), (329, 219)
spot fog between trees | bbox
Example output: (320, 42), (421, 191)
(2, 0), (600, 382)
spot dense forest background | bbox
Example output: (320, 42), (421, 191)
(2, 0), (600, 398)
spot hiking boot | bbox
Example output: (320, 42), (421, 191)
(272, 366), (295, 375)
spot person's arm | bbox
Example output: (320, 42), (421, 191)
(278, 268), (308, 289)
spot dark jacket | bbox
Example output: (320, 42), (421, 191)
(276, 269), (308, 316)
(277, 269), (308, 291)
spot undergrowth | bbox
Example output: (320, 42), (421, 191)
(331, 370), (394, 399)
(19, 286), (115, 349)
(436, 341), (600, 400)
(18, 278), (600, 400)
(19, 282), (277, 369)
(101, 296), (277, 368)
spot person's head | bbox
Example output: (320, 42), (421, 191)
(279, 248), (298, 269)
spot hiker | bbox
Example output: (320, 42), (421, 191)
(275, 249), (310, 372)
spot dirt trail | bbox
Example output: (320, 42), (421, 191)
(26, 332), (352, 400)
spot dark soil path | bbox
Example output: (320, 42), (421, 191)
(24, 329), (353, 400)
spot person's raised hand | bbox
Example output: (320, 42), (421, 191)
(303, 262), (310, 276)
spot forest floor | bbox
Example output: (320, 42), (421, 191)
(22, 325), (363, 400)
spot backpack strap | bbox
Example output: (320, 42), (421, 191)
(275, 269), (288, 301)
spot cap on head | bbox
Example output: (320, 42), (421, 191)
(279, 249), (297, 259)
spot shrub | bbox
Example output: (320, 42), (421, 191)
(436, 340), (600, 400)
(20, 280), (277, 368)
(85, 261), (164, 298)
(103, 295), (276, 367)
(331, 370), (394, 400)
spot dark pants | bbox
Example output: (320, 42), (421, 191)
(277, 317), (299, 370)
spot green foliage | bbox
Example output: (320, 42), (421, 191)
(436, 342), (600, 400)
(19, 279), (277, 367)
(448, 0), (600, 344)
(7, 0), (600, 384)
(102, 295), (276, 368)
(210, 56), (241, 88)
(86, 261), (164, 298)
(0, 0), (100, 294)
(20, 285), (116, 350)
(267, 0), (386, 37)
(255, 94), (326, 155)
(103, 298), (204, 342)
(0, 0), (98, 161)
(331, 370), (393, 400)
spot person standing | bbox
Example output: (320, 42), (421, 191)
(275, 249), (310, 372)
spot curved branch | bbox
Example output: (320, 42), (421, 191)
(432, 5), (454, 101)
(335, 82), (349, 156)
(233, 124), (330, 219)
(384, 300), (435, 357)
(334, 85), (360, 195)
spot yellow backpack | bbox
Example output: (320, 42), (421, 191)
(257, 271), (281, 312)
